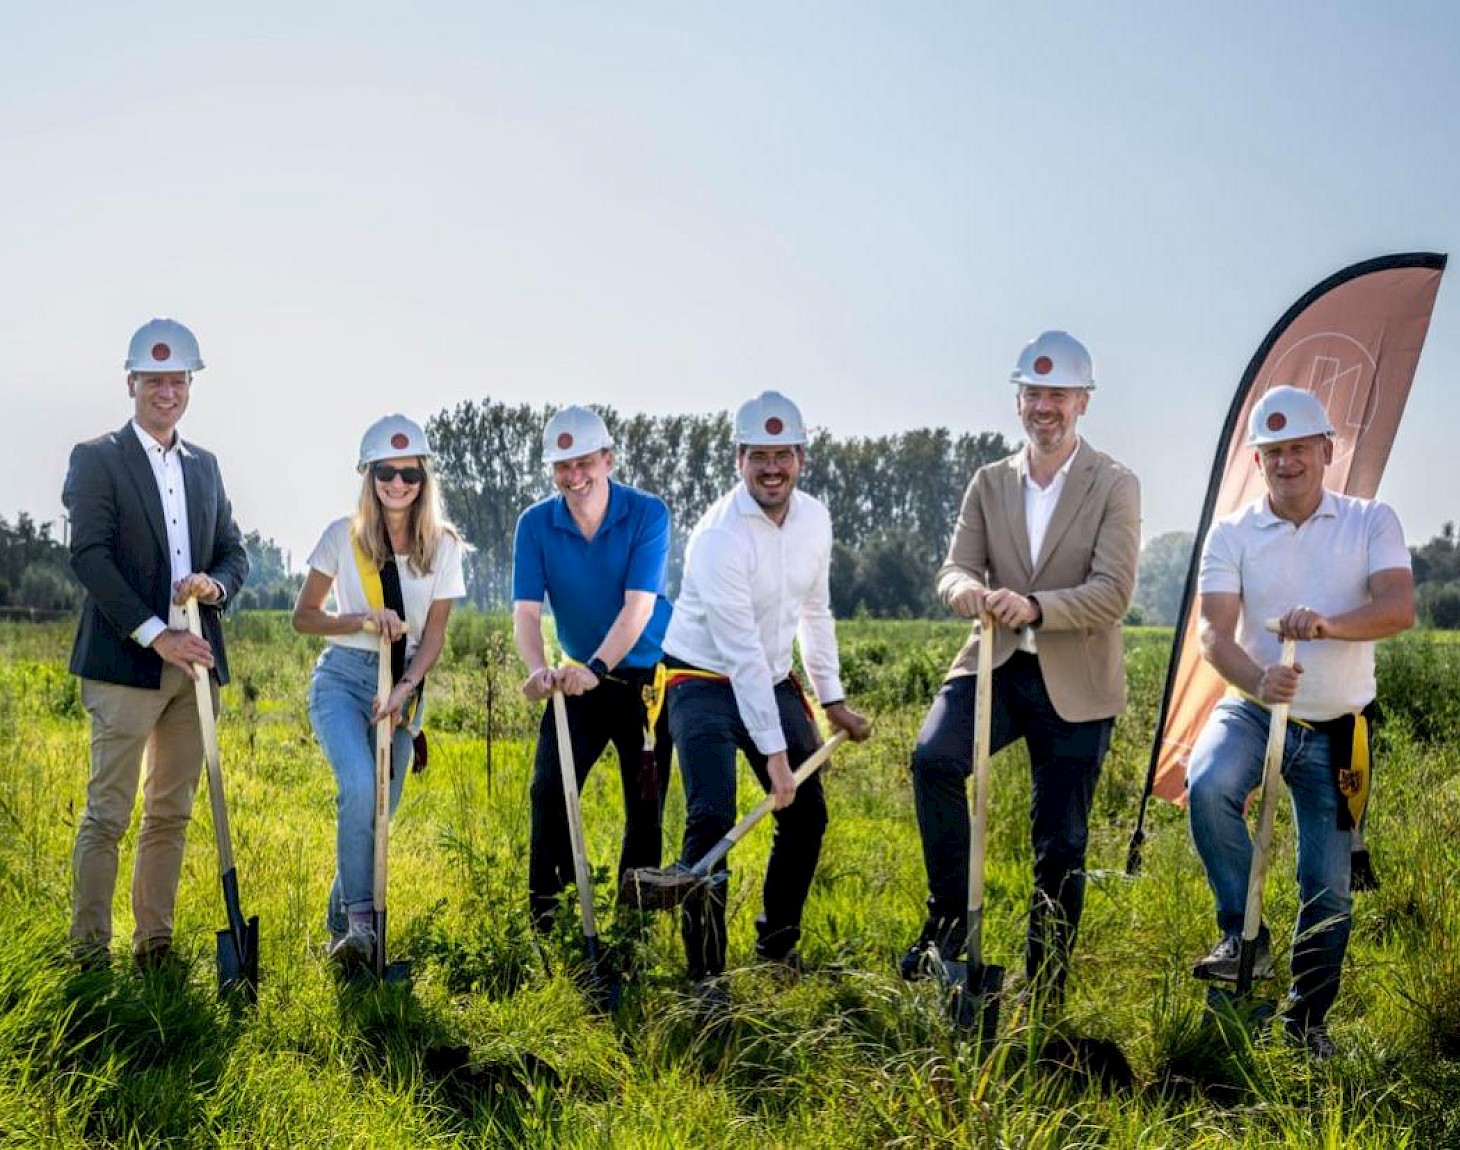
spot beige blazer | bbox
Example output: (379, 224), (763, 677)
(937, 441), (1140, 722)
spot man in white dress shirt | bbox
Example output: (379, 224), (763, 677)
(661, 391), (870, 994)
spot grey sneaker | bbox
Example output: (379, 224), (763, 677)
(328, 924), (376, 970)
(1192, 929), (1273, 982)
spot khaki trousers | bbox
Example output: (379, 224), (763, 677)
(71, 665), (216, 955)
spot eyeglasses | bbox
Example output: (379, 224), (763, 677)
(372, 464), (425, 485)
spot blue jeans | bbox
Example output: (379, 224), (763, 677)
(308, 645), (413, 934)
(1187, 696), (1352, 1026)
(910, 653), (1111, 997)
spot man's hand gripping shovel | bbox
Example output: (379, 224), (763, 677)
(1206, 619), (1298, 1029)
(618, 730), (850, 912)
(552, 688), (622, 1010)
(933, 612), (1004, 1046)
(185, 597), (260, 1002)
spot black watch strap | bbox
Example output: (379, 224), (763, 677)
(586, 657), (610, 679)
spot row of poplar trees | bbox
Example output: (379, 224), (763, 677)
(427, 398), (1013, 618)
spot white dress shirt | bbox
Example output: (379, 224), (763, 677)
(1016, 439), (1080, 653)
(129, 420), (194, 647)
(663, 483), (844, 756)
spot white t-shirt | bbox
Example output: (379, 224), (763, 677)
(1199, 490), (1410, 721)
(306, 517), (467, 658)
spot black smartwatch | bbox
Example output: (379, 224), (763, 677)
(586, 657), (610, 680)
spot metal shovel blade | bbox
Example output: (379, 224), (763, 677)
(583, 936), (622, 1012)
(942, 956), (1004, 1043)
(618, 863), (728, 911)
(217, 913), (260, 1000)
(369, 908), (412, 984)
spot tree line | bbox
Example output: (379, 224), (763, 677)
(5, 415), (1459, 624)
(426, 397), (1013, 616)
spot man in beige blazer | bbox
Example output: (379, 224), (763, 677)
(902, 330), (1140, 1008)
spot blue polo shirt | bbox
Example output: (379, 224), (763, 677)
(512, 481), (672, 669)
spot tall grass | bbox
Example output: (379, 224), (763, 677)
(0, 616), (1457, 1146)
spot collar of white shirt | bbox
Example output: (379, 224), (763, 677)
(1254, 488), (1339, 529)
(130, 419), (193, 458)
(1017, 437), (1081, 488)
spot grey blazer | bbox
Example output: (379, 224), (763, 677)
(63, 423), (249, 688)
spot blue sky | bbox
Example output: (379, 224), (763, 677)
(3, 2), (1457, 570)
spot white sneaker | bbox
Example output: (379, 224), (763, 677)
(328, 924), (376, 969)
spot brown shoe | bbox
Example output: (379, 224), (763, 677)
(134, 940), (173, 971)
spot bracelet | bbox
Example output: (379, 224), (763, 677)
(586, 657), (610, 680)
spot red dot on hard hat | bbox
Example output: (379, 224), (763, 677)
(765, 417), (784, 435)
(557, 432), (574, 450)
(1266, 412), (1287, 432)
(1033, 355), (1053, 376)
(390, 433), (410, 449)
(151, 343), (171, 362)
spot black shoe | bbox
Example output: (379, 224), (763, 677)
(1192, 928), (1273, 982)
(1284, 1017), (1338, 1060)
(900, 932), (964, 982)
(755, 947), (804, 975)
(690, 977), (731, 1022)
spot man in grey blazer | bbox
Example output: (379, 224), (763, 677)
(903, 330), (1140, 1008)
(63, 318), (249, 969)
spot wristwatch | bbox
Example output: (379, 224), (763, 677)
(586, 657), (610, 680)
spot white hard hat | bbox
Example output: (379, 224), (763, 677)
(125, 318), (204, 373)
(1246, 385), (1335, 446)
(734, 390), (807, 446)
(358, 414), (433, 472)
(542, 406), (614, 464)
(1009, 330), (1095, 389)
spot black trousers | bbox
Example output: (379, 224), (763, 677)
(910, 652), (1111, 996)
(528, 669), (672, 933)
(668, 675), (828, 980)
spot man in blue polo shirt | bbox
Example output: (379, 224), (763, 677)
(513, 406), (674, 935)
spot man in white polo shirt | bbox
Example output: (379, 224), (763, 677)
(1187, 385), (1414, 1058)
(662, 390), (870, 998)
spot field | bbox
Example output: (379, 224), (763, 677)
(2, 615), (1460, 1148)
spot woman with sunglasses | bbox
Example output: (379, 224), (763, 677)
(292, 414), (466, 969)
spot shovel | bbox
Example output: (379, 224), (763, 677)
(941, 613), (1003, 1043)
(185, 597), (260, 1001)
(552, 688), (621, 1010)
(619, 730), (850, 911)
(1207, 622), (1297, 1021)
(370, 630), (412, 982)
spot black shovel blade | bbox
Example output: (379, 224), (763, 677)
(943, 958), (1004, 1045)
(217, 914), (259, 1001)
(1204, 983), (1277, 1044)
(619, 864), (699, 911)
(582, 936), (622, 1012)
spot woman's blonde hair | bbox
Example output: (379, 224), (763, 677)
(353, 458), (460, 575)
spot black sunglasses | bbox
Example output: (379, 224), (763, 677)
(372, 463), (425, 485)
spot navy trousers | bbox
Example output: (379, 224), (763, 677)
(910, 652), (1111, 996)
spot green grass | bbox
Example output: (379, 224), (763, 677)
(1, 616), (1458, 1147)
